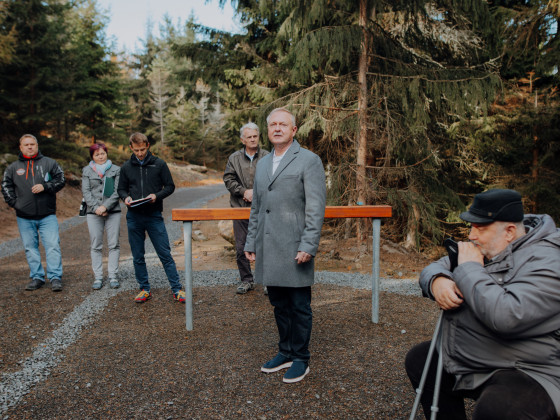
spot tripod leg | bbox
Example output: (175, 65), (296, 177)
(409, 312), (443, 420)
(430, 336), (444, 420)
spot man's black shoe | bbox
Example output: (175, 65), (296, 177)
(25, 278), (45, 291)
(51, 278), (63, 292)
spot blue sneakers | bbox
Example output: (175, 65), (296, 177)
(261, 353), (293, 373)
(283, 361), (310, 383)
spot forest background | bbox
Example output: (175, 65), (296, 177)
(1, 0), (559, 250)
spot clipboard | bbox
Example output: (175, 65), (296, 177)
(129, 197), (152, 207)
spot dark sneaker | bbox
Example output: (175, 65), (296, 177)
(50, 279), (63, 292)
(135, 289), (151, 303)
(261, 353), (293, 373)
(283, 361), (310, 384)
(25, 278), (45, 291)
(174, 290), (186, 303)
(92, 279), (103, 290)
(236, 281), (255, 294)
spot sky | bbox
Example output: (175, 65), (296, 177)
(96, 0), (242, 51)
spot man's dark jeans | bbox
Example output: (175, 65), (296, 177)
(405, 340), (557, 419)
(126, 210), (182, 293)
(233, 219), (253, 283)
(267, 286), (312, 362)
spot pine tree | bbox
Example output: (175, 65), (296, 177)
(0, 1), (16, 66)
(448, 1), (560, 220)
(0, 0), (71, 140)
(147, 58), (171, 146)
(0, 0), (126, 144)
(224, 0), (501, 247)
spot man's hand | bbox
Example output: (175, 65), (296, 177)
(124, 196), (132, 207)
(458, 241), (484, 266)
(432, 276), (464, 310)
(295, 251), (312, 264)
(147, 193), (157, 203)
(31, 184), (44, 194)
(245, 251), (256, 262)
(243, 189), (253, 202)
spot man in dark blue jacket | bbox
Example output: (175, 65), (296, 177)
(117, 132), (184, 304)
(2, 134), (66, 291)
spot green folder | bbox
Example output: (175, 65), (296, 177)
(103, 176), (115, 197)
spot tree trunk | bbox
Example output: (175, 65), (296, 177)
(157, 70), (165, 147)
(356, 0), (369, 241)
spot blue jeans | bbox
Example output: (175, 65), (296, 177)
(267, 286), (312, 362)
(17, 214), (63, 281)
(126, 210), (182, 293)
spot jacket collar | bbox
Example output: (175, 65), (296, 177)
(267, 139), (300, 183)
(18, 151), (43, 161)
(243, 146), (262, 160)
(485, 214), (554, 270)
(130, 150), (154, 166)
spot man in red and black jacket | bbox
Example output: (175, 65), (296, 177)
(2, 134), (66, 291)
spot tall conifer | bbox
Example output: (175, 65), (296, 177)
(224, 0), (501, 246)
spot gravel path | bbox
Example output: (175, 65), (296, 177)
(0, 183), (429, 419)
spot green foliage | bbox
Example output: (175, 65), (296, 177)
(0, 0), (126, 146)
(490, 0), (560, 80)
(450, 82), (560, 221)
(223, 0), (503, 246)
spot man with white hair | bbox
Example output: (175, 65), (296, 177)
(245, 108), (326, 384)
(223, 122), (269, 294)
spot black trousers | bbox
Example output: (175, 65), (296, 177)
(405, 341), (557, 420)
(233, 219), (253, 283)
(267, 286), (312, 362)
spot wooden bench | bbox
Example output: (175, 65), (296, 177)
(172, 205), (392, 330)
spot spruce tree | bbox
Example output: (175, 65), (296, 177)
(224, 0), (501, 247)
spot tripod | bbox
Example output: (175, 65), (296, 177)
(410, 238), (457, 419)
(409, 311), (444, 420)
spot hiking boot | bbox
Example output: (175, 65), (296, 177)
(174, 290), (186, 304)
(51, 279), (63, 292)
(261, 353), (293, 373)
(25, 278), (44, 291)
(135, 290), (151, 303)
(92, 279), (103, 290)
(109, 279), (120, 289)
(236, 281), (255, 294)
(283, 361), (310, 384)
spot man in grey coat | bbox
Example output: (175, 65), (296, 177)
(405, 189), (560, 419)
(223, 122), (269, 295)
(245, 108), (326, 384)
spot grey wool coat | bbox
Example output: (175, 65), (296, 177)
(244, 140), (326, 287)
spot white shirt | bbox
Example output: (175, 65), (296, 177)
(272, 143), (292, 174)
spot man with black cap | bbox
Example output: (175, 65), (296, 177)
(405, 189), (560, 419)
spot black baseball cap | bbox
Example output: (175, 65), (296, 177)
(460, 189), (524, 224)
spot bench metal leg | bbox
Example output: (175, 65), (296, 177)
(183, 221), (193, 331)
(371, 218), (381, 323)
